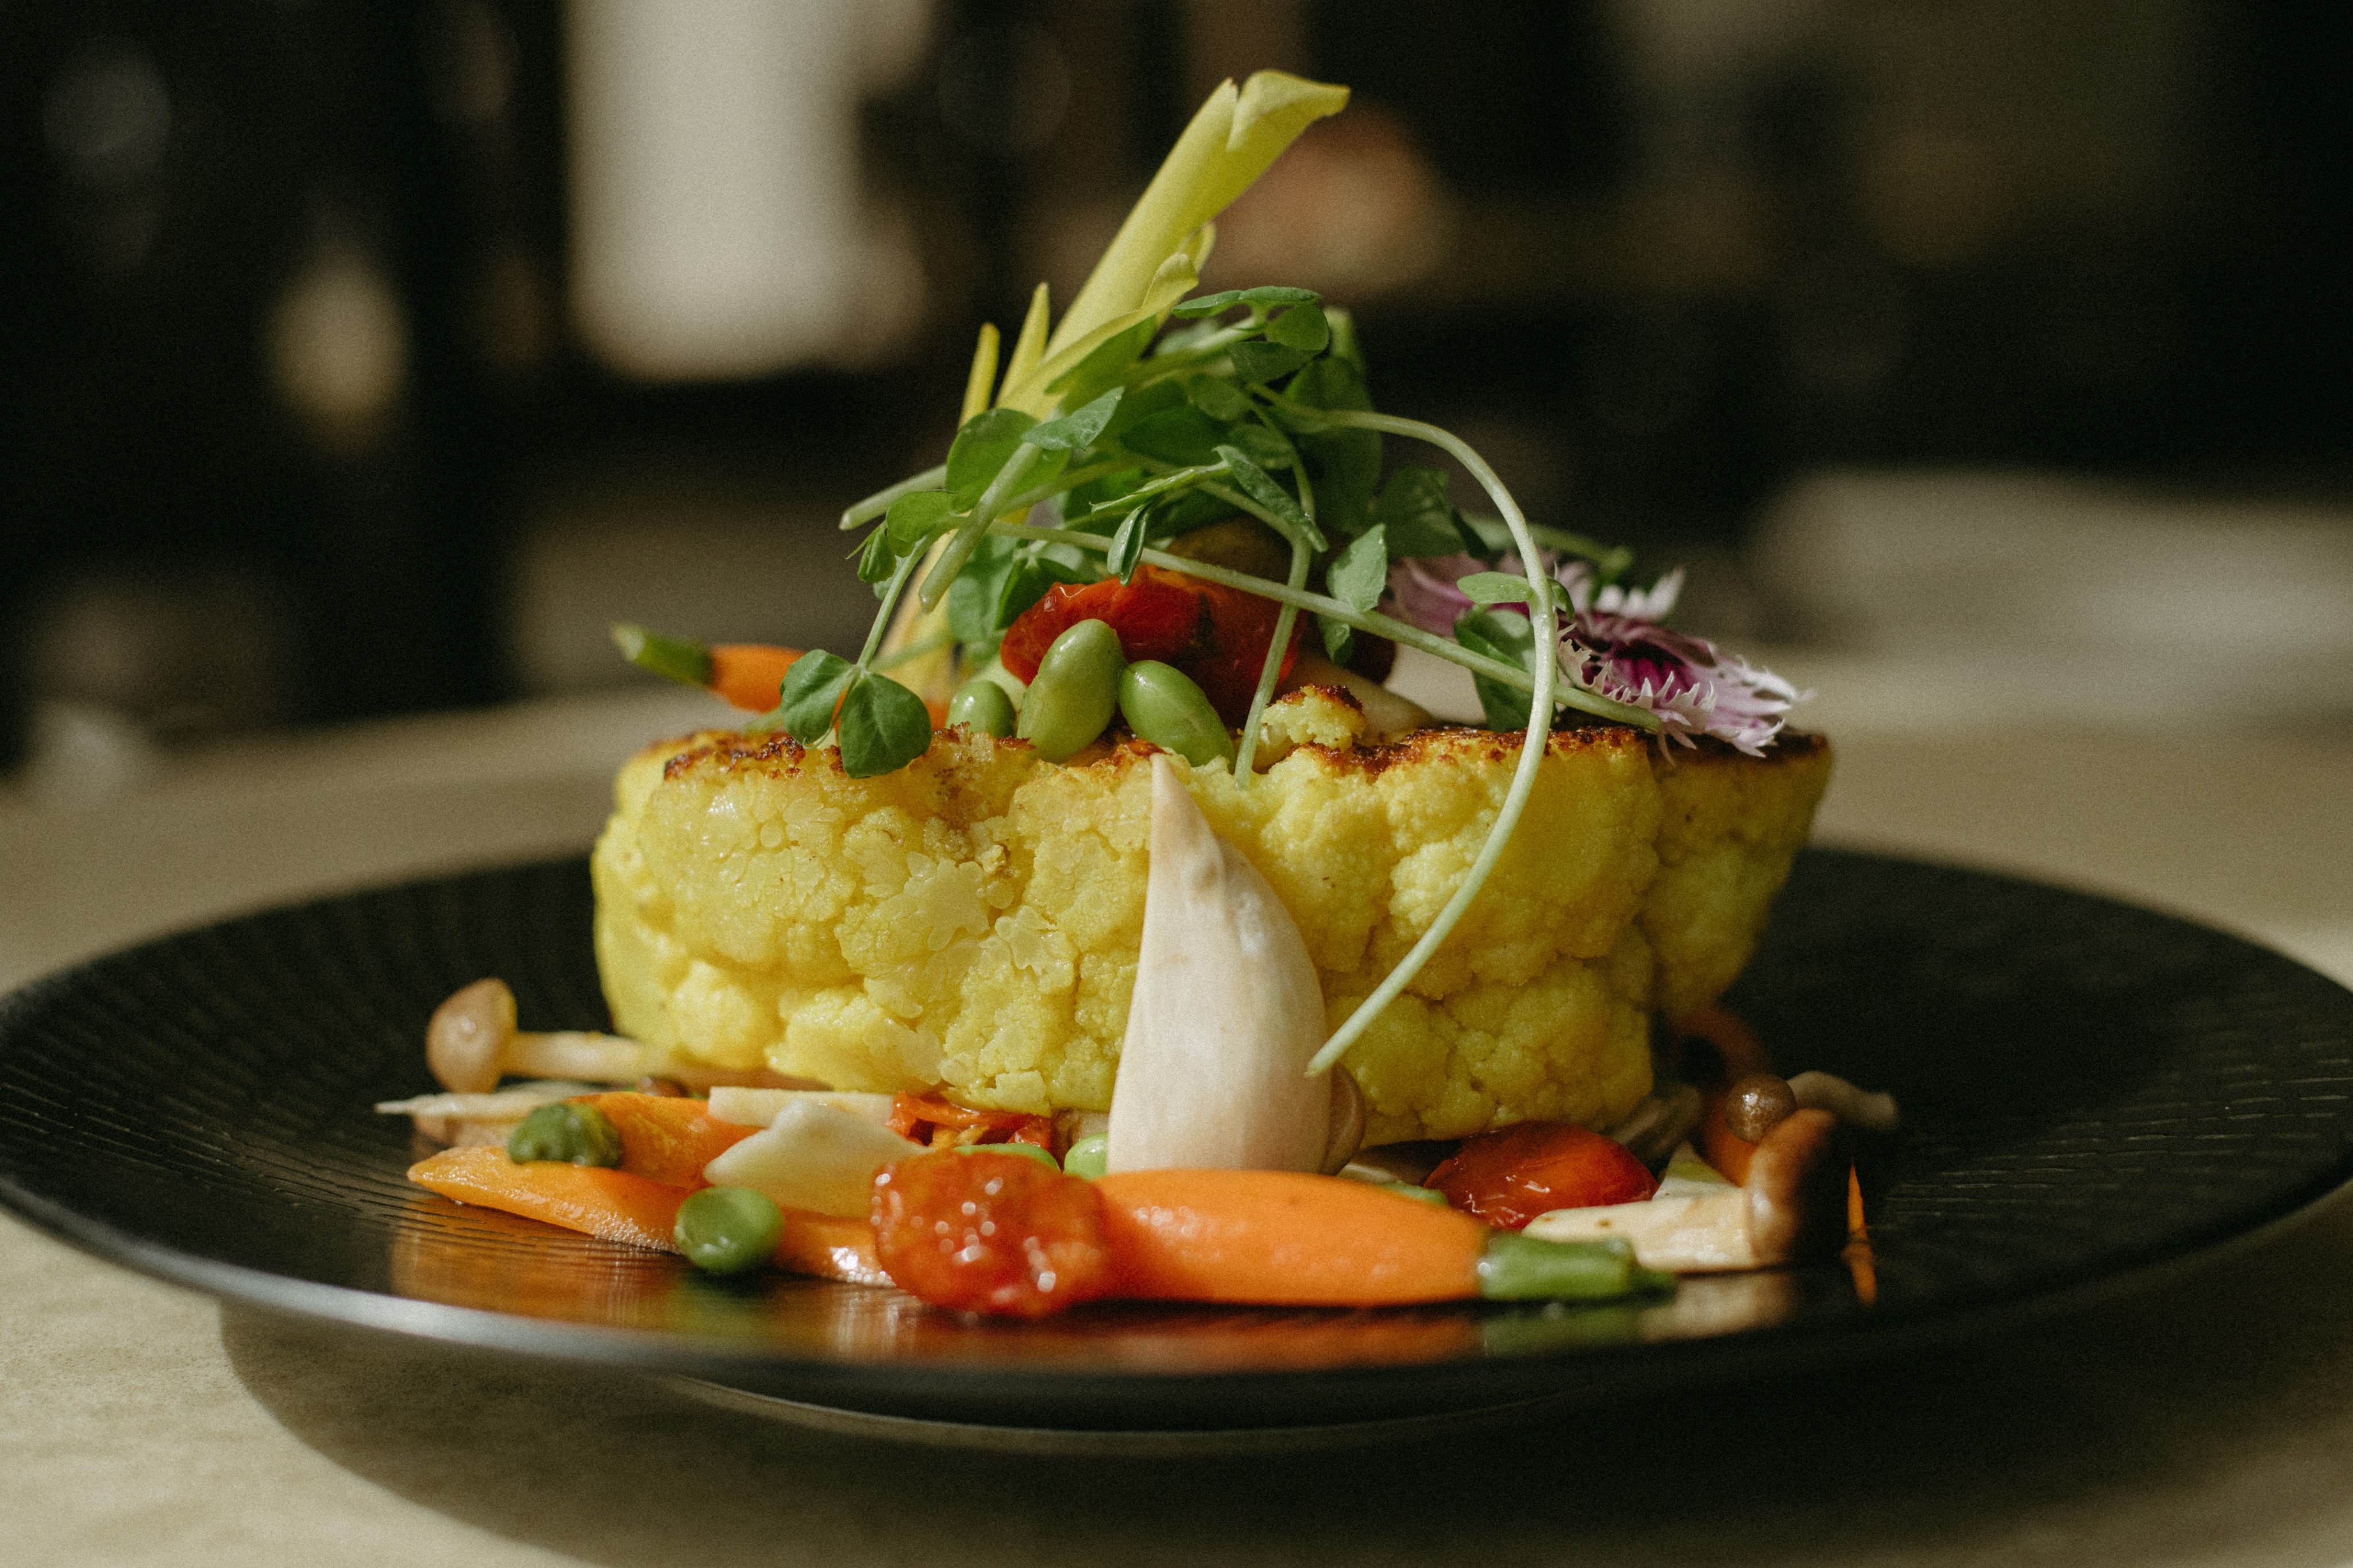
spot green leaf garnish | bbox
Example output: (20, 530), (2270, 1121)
(1282, 357), (1380, 533)
(766, 651), (857, 743)
(1454, 607), (1540, 731)
(1184, 374), (1252, 422)
(1229, 340), (1312, 385)
(835, 672), (934, 778)
(1106, 506), (1149, 582)
(1121, 406), (1229, 468)
(1166, 288), (1245, 319)
(1024, 387), (1124, 451)
(1266, 302), (1330, 353)
(1225, 420), (1294, 470)
(1168, 284), (1321, 318)
(855, 526), (898, 586)
(883, 489), (956, 554)
(944, 408), (1040, 507)
(1214, 443), (1321, 550)
(1328, 524), (1390, 613)
(1318, 613), (1355, 663)
(1457, 570), (1563, 607)
(1375, 468), (1466, 557)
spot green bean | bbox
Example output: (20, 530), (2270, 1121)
(1475, 1231), (1676, 1301)
(953, 1141), (1060, 1171)
(947, 678), (1018, 737)
(1117, 661), (1234, 767)
(505, 1102), (623, 1167)
(1017, 619), (1124, 762)
(673, 1185), (785, 1275)
(1060, 1133), (1109, 1180)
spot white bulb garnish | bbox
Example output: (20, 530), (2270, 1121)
(1106, 754), (1333, 1173)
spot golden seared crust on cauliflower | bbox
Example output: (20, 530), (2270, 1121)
(591, 702), (1830, 1144)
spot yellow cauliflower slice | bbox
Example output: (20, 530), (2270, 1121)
(592, 711), (1831, 1142)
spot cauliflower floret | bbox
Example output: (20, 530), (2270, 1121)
(592, 722), (1831, 1142)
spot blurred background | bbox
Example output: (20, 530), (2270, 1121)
(2, 0), (2348, 795)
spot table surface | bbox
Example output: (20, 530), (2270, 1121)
(5, 673), (2351, 1568)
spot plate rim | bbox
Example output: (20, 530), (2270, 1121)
(5, 846), (2352, 1426)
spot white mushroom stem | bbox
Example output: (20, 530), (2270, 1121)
(1105, 754), (1333, 1174)
(425, 978), (649, 1094)
(1787, 1071), (1901, 1134)
(375, 1080), (606, 1149)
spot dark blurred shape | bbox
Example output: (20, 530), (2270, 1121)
(0, 0), (510, 771)
(1, 0), (2344, 773)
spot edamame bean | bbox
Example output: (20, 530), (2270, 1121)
(1060, 1133), (1109, 1179)
(506, 1102), (623, 1167)
(1017, 619), (1124, 762)
(1117, 660), (1234, 767)
(953, 1140), (1060, 1171)
(947, 678), (1018, 737)
(674, 1185), (785, 1275)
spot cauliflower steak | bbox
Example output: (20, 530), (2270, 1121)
(592, 692), (1830, 1145)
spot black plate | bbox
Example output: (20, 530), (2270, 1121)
(4, 849), (2351, 1430)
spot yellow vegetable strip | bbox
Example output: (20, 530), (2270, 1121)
(1047, 71), (1348, 359)
(998, 283), (1051, 401)
(960, 322), (1001, 424)
(996, 250), (1200, 418)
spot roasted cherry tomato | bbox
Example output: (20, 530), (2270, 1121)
(998, 572), (1202, 685)
(886, 1092), (1054, 1152)
(1177, 578), (1301, 725)
(1425, 1122), (1658, 1230)
(871, 1149), (1112, 1317)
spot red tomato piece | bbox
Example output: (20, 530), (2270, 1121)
(1175, 579), (1301, 725)
(998, 571), (1203, 685)
(871, 1150), (1113, 1317)
(1424, 1122), (1658, 1230)
(886, 1094), (1055, 1151)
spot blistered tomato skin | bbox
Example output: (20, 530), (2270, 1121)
(998, 573), (1202, 685)
(871, 1149), (1114, 1318)
(1425, 1122), (1658, 1231)
(1179, 580), (1300, 725)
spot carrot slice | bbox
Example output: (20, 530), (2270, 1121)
(707, 644), (802, 713)
(1092, 1169), (1491, 1306)
(410, 1145), (687, 1249)
(410, 1145), (884, 1284)
(778, 1207), (890, 1287)
(575, 1092), (759, 1188)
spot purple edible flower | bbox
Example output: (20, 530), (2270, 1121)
(1384, 554), (1802, 754)
(1559, 565), (1799, 755)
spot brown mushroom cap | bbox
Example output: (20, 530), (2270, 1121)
(427, 978), (518, 1094)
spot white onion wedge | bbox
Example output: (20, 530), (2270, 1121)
(1106, 754), (1331, 1173)
(701, 1101), (924, 1217)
